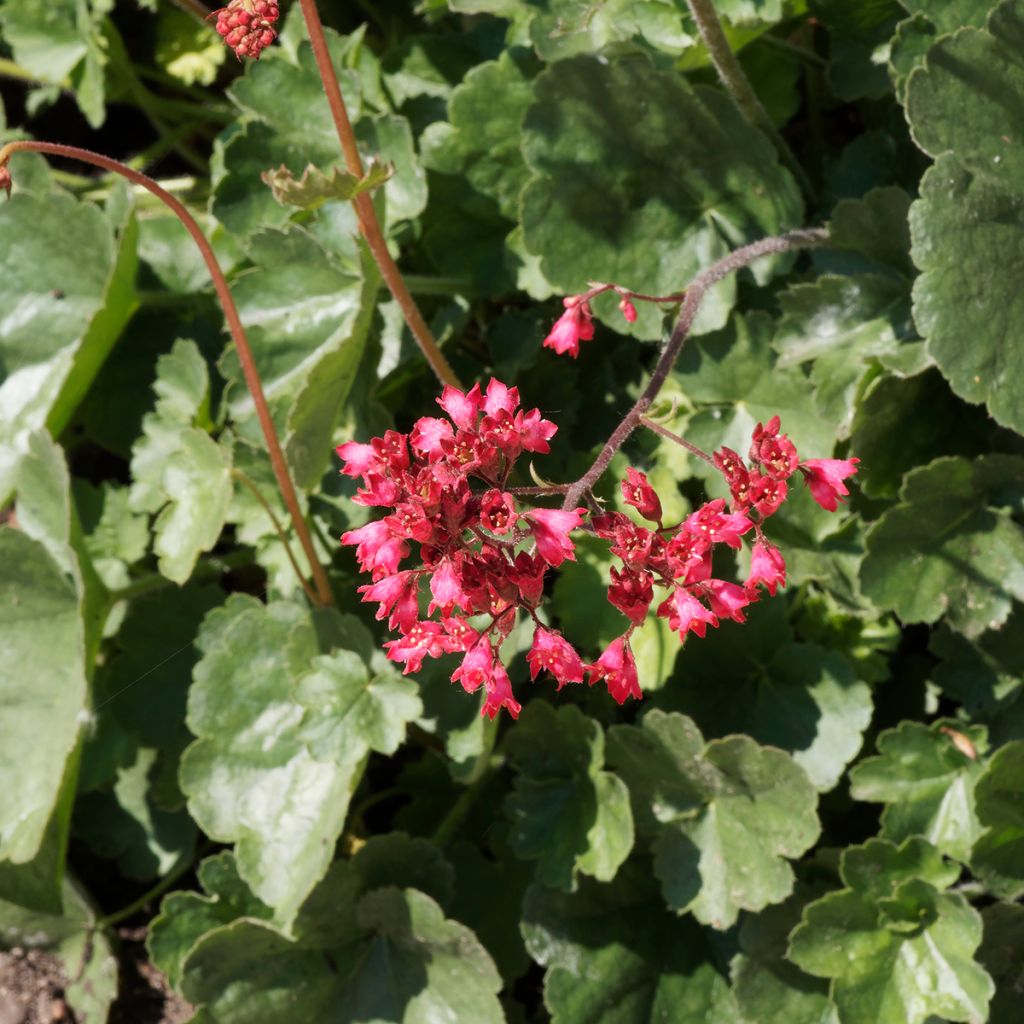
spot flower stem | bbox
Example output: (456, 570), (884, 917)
(297, 0), (461, 389)
(638, 416), (715, 466)
(562, 228), (828, 511)
(0, 140), (335, 607)
(685, 0), (815, 203)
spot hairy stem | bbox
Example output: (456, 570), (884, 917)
(562, 228), (829, 511)
(297, 0), (461, 388)
(0, 141), (335, 606)
(638, 416), (715, 466)
(685, 0), (814, 202)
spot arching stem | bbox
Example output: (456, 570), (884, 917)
(0, 140), (335, 607)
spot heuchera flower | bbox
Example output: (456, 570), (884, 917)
(527, 628), (585, 689)
(747, 538), (786, 596)
(622, 468), (662, 523)
(211, 0), (279, 60)
(543, 298), (594, 357)
(526, 507), (587, 567)
(800, 459), (860, 512)
(587, 637), (641, 704)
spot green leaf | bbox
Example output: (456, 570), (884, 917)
(0, 435), (89, 907)
(674, 312), (841, 480)
(166, 840), (496, 1023)
(971, 740), (1024, 900)
(520, 56), (802, 339)
(521, 868), (742, 1024)
(221, 227), (376, 488)
(0, 191), (137, 500)
(129, 338), (231, 583)
(0, 0), (110, 126)
(153, 429), (233, 585)
(849, 719), (987, 861)
(212, 35), (425, 236)
(788, 837), (994, 1024)
(607, 710), (819, 927)
(849, 369), (994, 500)
(979, 903), (1024, 1023)
(421, 49), (537, 220)
(731, 888), (839, 1024)
(180, 598), (423, 923)
(931, 611), (1024, 714)
(904, 2), (1024, 433)
(860, 455), (1024, 637)
(652, 622), (873, 793)
(504, 702), (633, 890)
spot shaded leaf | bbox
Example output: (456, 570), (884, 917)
(607, 710), (819, 927)
(971, 740), (1024, 900)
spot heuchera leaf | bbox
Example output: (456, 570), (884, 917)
(0, 190), (137, 501)
(521, 867), (742, 1024)
(607, 710), (820, 928)
(520, 56), (802, 339)
(860, 455), (1024, 637)
(788, 837), (994, 1024)
(904, 1), (1024, 433)
(0, 432), (90, 909)
(179, 598), (423, 924)
(970, 740), (1024, 900)
(165, 838), (499, 1023)
(849, 719), (987, 861)
(504, 702), (634, 891)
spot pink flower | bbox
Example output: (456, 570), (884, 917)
(685, 499), (753, 549)
(746, 539), (786, 596)
(517, 408), (558, 453)
(335, 441), (378, 478)
(657, 587), (718, 639)
(358, 572), (419, 633)
(451, 636), (494, 694)
(542, 299), (595, 358)
(483, 378), (520, 417)
(705, 579), (753, 623)
(749, 473), (787, 517)
(480, 489), (517, 535)
(384, 621), (449, 674)
(607, 566), (653, 625)
(410, 417), (454, 455)
(482, 660), (521, 720)
(527, 628), (585, 688)
(618, 297), (637, 323)
(437, 382), (483, 429)
(340, 520), (408, 578)
(749, 416), (799, 480)
(587, 637), (641, 705)
(429, 558), (470, 615)
(527, 507), (587, 567)
(801, 458), (860, 512)
(621, 468), (662, 523)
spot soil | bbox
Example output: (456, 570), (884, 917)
(0, 928), (192, 1024)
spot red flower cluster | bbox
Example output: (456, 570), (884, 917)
(590, 417), (858, 682)
(339, 387), (858, 719)
(339, 379), (592, 719)
(211, 0), (279, 60)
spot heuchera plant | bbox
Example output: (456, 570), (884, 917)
(14, 0), (1024, 1020)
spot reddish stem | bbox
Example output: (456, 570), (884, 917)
(0, 140), (334, 607)
(297, 0), (461, 389)
(562, 228), (829, 511)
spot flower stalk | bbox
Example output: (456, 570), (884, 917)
(297, 0), (461, 389)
